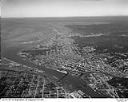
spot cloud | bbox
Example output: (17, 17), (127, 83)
(3, 0), (102, 4)
(2, 0), (103, 7)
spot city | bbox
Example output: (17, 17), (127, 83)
(0, 58), (90, 98)
(1, 16), (128, 98)
(18, 27), (128, 98)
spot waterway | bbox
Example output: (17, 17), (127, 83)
(1, 44), (110, 98)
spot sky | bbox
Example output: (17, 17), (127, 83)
(2, 0), (128, 17)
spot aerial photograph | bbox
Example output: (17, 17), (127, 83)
(1, 0), (128, 99)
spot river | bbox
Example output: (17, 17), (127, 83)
(1, 43), (110, 98)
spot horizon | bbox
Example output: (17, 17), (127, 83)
(2, 15), (128, 19)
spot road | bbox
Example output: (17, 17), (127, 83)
(1, 26), (112, 98)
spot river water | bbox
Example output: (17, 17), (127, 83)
(1, 42), (110, 98)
